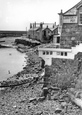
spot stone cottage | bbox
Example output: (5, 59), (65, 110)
(27, 22), (57, 42)
(59, 0), (82, 47)
(38, 0), (82, 65)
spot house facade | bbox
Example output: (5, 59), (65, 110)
(27, 22), (41, 41)
(38, 43), (82, 65)
(27, 22), (57, 42)
(38, 1), (82, 66)
(42, 27), (53, 42)
(52, 25), (62, 45)
(59, 0), (82, 47)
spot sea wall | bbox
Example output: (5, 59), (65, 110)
(15, 38), (40, 47)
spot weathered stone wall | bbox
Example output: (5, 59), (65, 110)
(44, 52), (82, 90)
(61, 23), (82, 47)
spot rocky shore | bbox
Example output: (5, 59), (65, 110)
(1, 41), (82, 115)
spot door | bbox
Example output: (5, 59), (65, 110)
(57, 37), (60, 43)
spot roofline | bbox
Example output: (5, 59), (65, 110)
(42, 27), (52, 31)
(63, 0), (82, 15)
(38, 47), (72, 52)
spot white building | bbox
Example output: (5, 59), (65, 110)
(38, 43), (82, 65)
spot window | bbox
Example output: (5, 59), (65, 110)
(50, 51), (53, 55)
(43, 51), (45, 55)
(65, 52), (67, 56)
(57, 52), (61, 55)
(79, 13), (82, 24)
(57, 37), (60, 43)
(44, 30), (46, 36)
(46, 51), (49, 55)
(57, 52), (67, 56)
(43, 51), (53, 55)
(61, 52), (63, 56)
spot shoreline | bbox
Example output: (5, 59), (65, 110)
(0, 45), (42, 88)
(0, 38), (82, 115)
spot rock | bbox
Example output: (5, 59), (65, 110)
(1, 103), (5, 106)
(50, 86), (60, 91)
(34, 111), (43, 115)
(55, 107), (62, 114)
(29, 97), (37, 103)
(18, 106), (21, 109)
(61, 102), (67, 108)
(38, 96), (45, 102)
(51, 93), (60, 100)
(13, 105), (17, 108)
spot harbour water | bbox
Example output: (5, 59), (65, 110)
(0, 48), (26, 81)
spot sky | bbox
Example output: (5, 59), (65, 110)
(0, 0), (80, 31)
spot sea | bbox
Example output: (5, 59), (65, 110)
(0, 48), (26, 81)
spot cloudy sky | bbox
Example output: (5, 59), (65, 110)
(0, 0), (80, 31)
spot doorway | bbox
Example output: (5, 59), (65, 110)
(57, 37), (60, 43)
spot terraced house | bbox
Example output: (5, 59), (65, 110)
(27, 22), (57, 42)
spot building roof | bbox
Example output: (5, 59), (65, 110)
(42, 27), (52, 31)
(38, 45), (72, 53)
(50, 25), (58, 31)
(63, 0), (82, 15)
(28, 27), (40, 31)
(39, 43), (71, 49)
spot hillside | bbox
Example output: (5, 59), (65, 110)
(0, 46), (82, 115)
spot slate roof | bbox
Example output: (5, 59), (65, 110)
(63, 0), (82, 15)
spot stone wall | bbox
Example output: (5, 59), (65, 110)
(61, 23), (82, 47)
(44, 52), (82, 90)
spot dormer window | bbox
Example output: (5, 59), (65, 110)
(79, 13), (82, 24)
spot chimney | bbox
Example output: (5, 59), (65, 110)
(59, 9), (63, 26)
(54, 22), (56, 26)
(53, 25), (54, 28)
(33, 23), (35, 28)
(40, 22), (43, 29)
(47, 25), (48, 28)
(30, 23), (32, 29)
(53, 22), (56, 28)
(35, 22), (36, 28)
(61, 9), (63, 14)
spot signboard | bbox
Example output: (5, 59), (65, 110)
(65, 8), (77, 15)
(63, 16), (77, 23)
